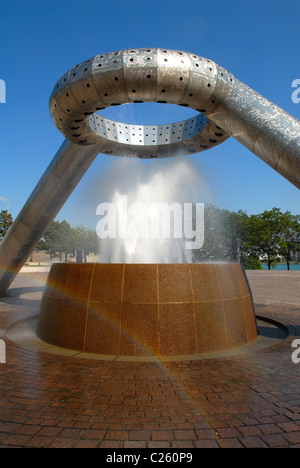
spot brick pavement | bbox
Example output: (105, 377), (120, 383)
(0, 270), (299, 448)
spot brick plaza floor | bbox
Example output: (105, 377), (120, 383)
(0, 269), (299, 448)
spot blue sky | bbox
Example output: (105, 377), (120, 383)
(0, 0), (299, 229)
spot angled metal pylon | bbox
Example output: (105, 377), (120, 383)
(0, 48), (299, 295)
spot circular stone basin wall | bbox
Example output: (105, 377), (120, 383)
(37, 263), (257, 357)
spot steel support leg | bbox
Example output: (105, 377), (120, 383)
(0, 139), (100, 295)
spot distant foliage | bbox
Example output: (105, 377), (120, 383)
(0, 210), (13, 241)
(36, 207), (300, 268)
(193, 205), (299, 270)
(36, 220), (98, 262)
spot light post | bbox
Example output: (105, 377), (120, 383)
(0, 197), (9, 213)
(237, 237), (241, 263)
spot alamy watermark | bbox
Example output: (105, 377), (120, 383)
(291, 79), (300, 104)
(0, 79), (6, 103)
(291, 339), (300, 364)
(0, 339), (6, 364)
(96, 196), (204, 250)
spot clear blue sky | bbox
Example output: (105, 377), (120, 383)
(0, 0), (299, 229)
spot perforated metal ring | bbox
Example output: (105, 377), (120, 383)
(49, 48), (234, 158)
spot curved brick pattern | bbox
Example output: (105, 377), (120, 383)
(0, 270), (299, 448)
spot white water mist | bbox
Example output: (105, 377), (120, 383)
(93, 156), (209, 263)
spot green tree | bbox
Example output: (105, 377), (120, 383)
(277, 211), (300, 270)
(37, 221), (99, 263)
(72, 225), (98, 262)
(245, 208), (283, 270)
(193, 205), (250, 264)
(0, 210), (13, 241)
(37, 220), (74, 261)
(193, 204), (225, 261)
(225, 209), (249, 262)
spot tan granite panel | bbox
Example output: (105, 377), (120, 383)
(159, 303), (196, 356)
(58, 299), (87, 351)
(158, 264), (193, 303)
(85, 302), (121, 354)
(122, 264), (158, 304)
(64, 263), (94, 301)
(37, 295), (63, 345)
(120, 303), (159, 356)
(89, 264), (124, 303)
(216, 264), (241, 300)
(224, 298), (247, 348)
(44, 262), (71, 299)
(194, 301), (228, 353)
(190, 264), (222, 302)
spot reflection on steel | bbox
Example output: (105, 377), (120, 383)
(0, 48), (299, 295)
(50, 48), (300, 186)
(0, 140), (100, 295)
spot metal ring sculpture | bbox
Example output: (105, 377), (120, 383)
(48, 48), (300, 182)
(49, 48), (232, 158)
(0, 48), (299, 296)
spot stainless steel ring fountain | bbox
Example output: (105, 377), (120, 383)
(0, 48), (299, 295)
(49, 48), (232, 156)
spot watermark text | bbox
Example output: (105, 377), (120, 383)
(0, 79), (6, 103)
(96, 196), (204, 250)
(291, 339), (300, 364)
(0, 339), (6, 363)
(291, 79), (300, 104)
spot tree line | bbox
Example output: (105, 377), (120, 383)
(0, 212), (98, 263)
(0, 206), (299, 269)
(193, 205), (299, 270)
(36, 220), (98, 263)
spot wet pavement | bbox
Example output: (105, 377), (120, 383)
(0, 269), (299, 448)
